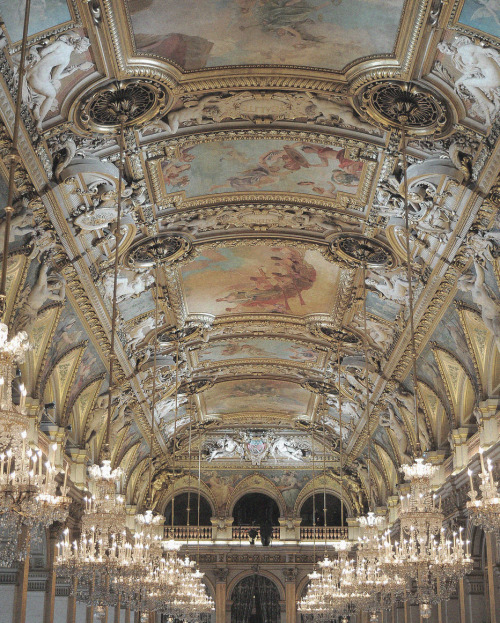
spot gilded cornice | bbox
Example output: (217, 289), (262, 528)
(101, 0), (431, 96)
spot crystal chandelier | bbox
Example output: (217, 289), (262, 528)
(381, 459), (472, 618)
(467, 447), (500, 534)
(0, 322), (70, 564)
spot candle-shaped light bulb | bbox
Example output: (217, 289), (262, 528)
(468, 468), (474, 491)
(19, 384), (26, 410)
(479, 447), (486, 473)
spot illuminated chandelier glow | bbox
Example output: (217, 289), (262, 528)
(467, 448), (500, 535)
(381, 459), (472, 619)
(0, 323), (70, 564)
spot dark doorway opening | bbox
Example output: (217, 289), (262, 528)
(231, 575), (280, 623)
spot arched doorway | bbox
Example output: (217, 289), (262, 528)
(300, 493), (346, 526)
(233, 493), (280, 525)
(231, 575), (281, 623)
(164, 492), (212, 525)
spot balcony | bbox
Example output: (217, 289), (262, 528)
(162, 524), (349, 542)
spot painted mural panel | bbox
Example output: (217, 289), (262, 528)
(458, 0), (500, 39)
(127, 0), (404, 71)
(162, 140), (364, 197)
(201, 468), (311, 509)
(180, 246), (340, 316)
(197, 337), (319, 364)
(203, 379), (310, 416)
(0, 0), (71, 41)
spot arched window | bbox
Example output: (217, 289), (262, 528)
(300, 493), (346, 526)
(233, 493), (280, 525)
(164, 492), (212, 525)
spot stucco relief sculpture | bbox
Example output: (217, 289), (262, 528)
(438, 36), (500, 126)
(15, 257), (66, 333)
(102, 269), (153, 303)
(365, 269), (415, 305)
(145, 91), (377, 135)
(457, 259), (500, 350)
(22, 32), (93, 131)
(380, 403), (412, 464)
(0, 200), (36, 249)
(206, 436), (245, 462)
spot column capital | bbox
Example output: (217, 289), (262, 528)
(283, 568), (298, 583)
(214, 568), (229, 583)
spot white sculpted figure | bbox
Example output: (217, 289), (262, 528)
(270, 437), (304, 461)
(392, 386), (431, 451)
(0, 201), (36, 248)
(16, 260), (66, 332)
(103, 269), (153, 303)
(24, 32), (93, 131)
(381, 403), (412, 464)
(206, 436), (244, 462)
(127, 316), (156, 350)
(438, 36), (500, 125)
(306, 95), (376, 132)
(366, 270), (414, 305)
(457, 259), (500, 350)
(156, 95), (221, 134)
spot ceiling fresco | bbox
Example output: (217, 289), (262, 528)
(179, 246), (342, 316)
(126, 0), (406, 71)
(0, 0), (498, 517)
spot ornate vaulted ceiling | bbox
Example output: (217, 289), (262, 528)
(0, 0), (499, 514)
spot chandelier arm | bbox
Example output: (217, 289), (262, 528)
(362, 260), (372, 511)
(322, 393), (327, 552)
(337, 344), (344, 528)
(401, 126), (421, 458)
(146, 260), (159, 506)
(103, 114), (126, 459)
(0, 0), (31, 313)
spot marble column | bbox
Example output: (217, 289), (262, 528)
(283, 568), (297, 623)
(12, 526), (31, 623)
(43, 525), (59, 623)
(214, 568), (229, 623)
(485, 532), (497, 623)
(66, 578), (78, 623)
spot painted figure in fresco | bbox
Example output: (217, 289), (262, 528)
(214, 247), (316, 313)
(15, 260), (66, 333)
(161, 147), (195, 189)
(469, 0), (500, 27)
(457, 259), (500, 350)
(438, 36), (500, 125)
(239, 0), (333, 48)
(24, 32), (93, 131)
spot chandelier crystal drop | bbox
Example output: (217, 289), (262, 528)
(381, 458), (472, 619)
(467, 448), (500, 535)
(0, 323), (70, 564)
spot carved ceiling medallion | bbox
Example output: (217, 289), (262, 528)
(329, 233), (396, 268)
(75, 79), (171, 133)
(357, 81), (449, 136)
(124, 234), (192, 268)
(302, 379), (338, 396)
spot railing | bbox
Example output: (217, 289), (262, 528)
(163, 526), (213, 540)
(232, 526), (280, 541)
(299, 526), (348, 541)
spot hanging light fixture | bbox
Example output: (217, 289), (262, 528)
(467, 447), (500, 534)
(0, 0), (71, 565)
(380, 107), (472, 619)
(55, 115), (130, 608)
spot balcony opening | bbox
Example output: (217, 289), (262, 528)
(164, 491), (212, 526)
(233, 492), (280, 526)
(299, 492), (346, 526)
